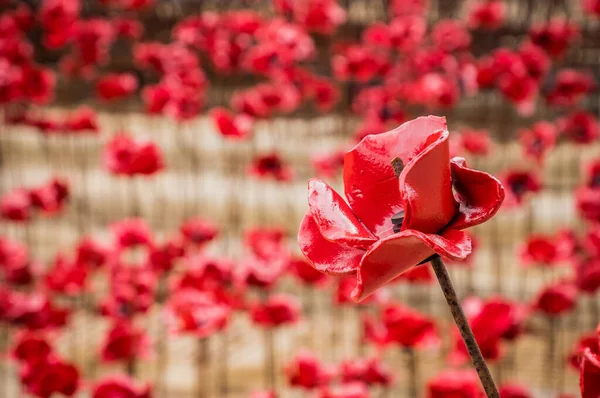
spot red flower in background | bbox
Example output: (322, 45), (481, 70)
(532, 280), (578, 317)
(559, 111), (599, 144)
(103, 134), (164, 176)
(3, 292), (68, 330)
(20, 356), (80, 398)
(529, 18), (579, 58)
(497, 383), (533, 398)
(426, 369), (481, 398)
(100, 265), (157, 318)
(518, 121), (557, 164)
(92, 375), (151, 398)
(584, 224), (600, 255)
(339, 357), (395, 387)
(164, 290), (230, 338)
(501, 170), (542, 207)
(0, 188), (32, 221)
(580, 348), (600, 398)
(147, 237), (185, 274)
(64, 106), (99, 132)
(312, 149), (345, 178)
(519, 233), (572, 267)
(249, 153), (294, 182)
(362, 16), (426, 52)
(111, 218), (153, 250)
(250, 294), (300, 328)
(315, 382), (370, 398)
(459, 128), (492, 156)
(299, 116), (504, 301)
(75, 237), (110, 269)
(180, 217), (219, 248)
(335, 276), (389, 306)
(466, 0), (505, 30)
(583, 0), (600, 16)
(29, 178), (70, 215)
(44, 254), (88, 296)
(175, 256), (234, 292)
(100, 320), (150, 363)
(210, 107), (254, 140)
(331, 44), (389, 83)
(0, 237), (36, 286)
(285, 350), (334, 390)
(96, 73), (138, 101)
(287, 0), (346, 35)
(569, 331), (600, 370)
(114, 18), (144, 40)
(576, 187), (600, 223)
(11, 331), (52, 366)
(583, 159), (600, 189)
(431, 19), (471, 53)
(39, 0), (80, 49)
(574, 257), (600, 294)
(71, 18), (115, 67)
(545, 69), (595, 108)
(289, 257), (328, 286)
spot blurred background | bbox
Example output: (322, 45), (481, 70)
(1, 0), (600, 397)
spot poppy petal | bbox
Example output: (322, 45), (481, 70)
(308, 178), (377, 249)
(400, 129), (457, 234)
(344, 116), (447, 237)
(298, 212), (364, 275)
(581, 348), (600, 398)
(446, 157), (505, 230)
(353, 229), (471, 302)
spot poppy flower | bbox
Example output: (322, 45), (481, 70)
(583, 0), (600, 16)
(250, 294), (300, 328)
(431, 19), (471, 53)
(289, 257), (328, 286)
(20, 356), (80, 398)
(568, 331), (600, 370)
(580, 348), (600, 398)
(363, 16), (426, 52)
(408, 73), (460, 109)
(497, 72), (539, 115)
(72, 18), (115, 67)
(450, 296), (526, 364)
(111, 218), (153, 250)
(584, 224), (600, 256)
(64, 106), (99, 132)
(92, 375), (151, 398)
(175, 256), (234, 292)
(426, 369), (481, 398)
(232, 83), (300, 118)
(314, 382), (370, 398)
(498, 383), (533, 398)
(298, 116), (504, 301)
(574, 257), (600, 294)
(100, 265), (157, 318)
(44, 254), (88, 296)
(519, 233), (572, 267)
(285, 350), (334, 390)
(459, 128), (492, 156)
(103, 134), (165, 176)
(2, 291), (68, 330)
(501, 170), (542, 207)
(179, 217), (218, 248)
(11, 331), (52, 366)
(576, 187), (600, 223)
(96, 73), (138, 101)
(529, 18), (579, 58)
(210, 107), (253, 140)
(518, 121), (557, 164)
(331, 44), (389, 83)
(75, 237), (110, 269)
(114, 18), (144, 40)
(532, 280), (578, 317)
(545, 69), (595, 108)
(559, 111), (599, 144)
(583, 159), (600, 189)
(339, 357), (395, 386)
(100, 320), (150, 363)
(312, 149), (346, 179)
(466, 0), (505, 30)
(236, 256), (286, 290)
(147, 238), (185, 274)
(29, 178), (69, 215)
(249, 391), (276, 398)
(248, 153), (294, 182)
(164, 289), (230, 338)
(39, 0), (80, 49)
(0, 188), (32, 221)
(291, 0), (346, 35)
(519, 42), (551, 82)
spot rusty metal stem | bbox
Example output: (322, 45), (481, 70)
(430, 256), (499, 398)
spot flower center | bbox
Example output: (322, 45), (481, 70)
(390, 209), (438, 265)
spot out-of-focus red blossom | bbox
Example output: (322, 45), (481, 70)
(250, 294), (300, 328)
(388, 0), (428, 16)
(0, 188), (32, 221)
(72, 19), (115, 67)
(569, 331), (599, 370)
(45, 254), (87, 295)
(249, 153), (294, 182)
(501, 170), (542, 207)
(285, 350), (334, 390)
(519, 232), (573, 267)
(164, 289), (230, 338)
(518, 121), (557, 164)
(583, 0), (600, 16)
(529, 18), (579, 58)
(364, 303), (439, 349)
(497, 71), (538, 116)
(96, 73), (139, 101)
(39, 0), (80, 49)
(11, 331), (52, 366)
(0, 237), (35, 285)
(244, 227), (288, 263)
(147, 238), (185, 274)
(232, 83), (300, 118)
(546, 69), (595, 107)
(498, 383), (533, 398)
(459, 128), (492, 156)
(339, 357), (395, 386)
(331, 44), (389, 83)
(210, 107), (254, 140)
(100, 320), (150, 362)
(1, 292), (68, 329)
(574, 257), (600, 294)
(75, 237), (110, 269)
(103, 134), (165, 176)
(100, 265), (157, 318)
(64, 106), (99, 132)
(532, 280), (578, 317)
(29, 178), (70, 215)
(576, 187), (600, 223)
(466, 0), (505, 30)
(20, 356), (80, 398)
(583, 159), (600, 190)
(175, 256), (233, 292)
(59, 54), (97, 81)
(406, 73), (460, 109)
(450, 296), (526, 364)
(101, 0), (154, 10)
(363, 16), (426, 52)
(179, 217), (218, 247)
(431, 19), (471, 53)
(584, 223), (600, 256)
(288, 0), (346, 35)
(580, 348), (600, 398)
(314, 382), (370, 398)
(92, 375), (151, 398)
(559, 111), (599, 144)
(115, 18), (144, 40)
(312, 149), (345, 179)
(111, 218), (153, 249)
(426, 369), (481, 398)
(298, 116), (504, 301)
(289, 257), (328, 287)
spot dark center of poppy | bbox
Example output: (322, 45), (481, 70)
(509, 179), (528, 197)
(530, 138), (543, 154)
(390, 209), (438, 265)
(379, 106), (392, 121)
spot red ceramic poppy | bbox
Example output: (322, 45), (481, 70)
(363, 16), (426, 52)
(339, 357), (395, 387)
(289, 257), (328, 287)
(248, 153), (294, 182)
(29, 178), (70, 215)
(312, 149), (346, 179)
(39, 0), (80, 49)
(580, 348), (600, 398)
(466, 0), (505, 30)
(75, 237), (110, 269)
(314, 382), (370, 398)
(111, 218), (154, 250)
(431, 19), (471, 53)
(210, 107), (254, 140)
(64, 106), (99, 132)
(72, 18), (115, 67)
(175, 256), (234, 292)
(545, 69), (595, 108)
(519, 233), (572, 267)
(100, 320), (150, 363)
(583, 159), (600, 190)
(331, 44), (390, 83)
(298, 116), (504, 301)
(569, 331), (600, 370)
(0, 237), (35, 285)
(147, 238), (185, 274)
(5, 292), (68, 330)
(532, 280), (578, 317)
(0, 188), (32, 221)
(584, 224), (600, 256)
(20, 356), (80, 398)
(285, 350), (335, 390)
(115, 18), (144, 40)
(179, 217), (219, 248)
(426, 369), (481, 398)
(583, 0), (600, 15)
(103, 134), (165, 176)
(164, 289), (230, 338)
(459, 128), (492, 156)
(250, 294), (300, 328)
(92, 375), (151, 398)
(529, 18), (579, 58)
(289, 0), (346, 35)
(518, 121), (557, 165)
(501, 170), (542, 208)
(576, 187), (600, 223)
(497, 383), (533, 398)
(11, 331), (52, 366)
(44, 254), (88, 296)
(96, 73), (138, 101)
(559, 111), (599, 144)
(574, 257), (600, 294)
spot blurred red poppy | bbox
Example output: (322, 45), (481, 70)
(180, 217), (219, 247)
(559, 111), (599, 144)
(0, 188), (32, 221)
(20, 356), (80, 398)
(103, 134), (165, 176)
(574, 257), (600, 294)
(96, 73), (138, 101)
(518, 121), (557, 165)
(459, 128), (492, 156)
(569, 331), (600, 370)
(289, 257), (328, 287)
(339, 357), (395, 387)
(249, 153), (294, 182)
(64, 106), (99, 132)
(466, 0), (505, 30)
(164, 289), (230, 338)
(312, 149), (346, 179)
(519, 233), (572, 267)
(210, 107), (254, 140)
(11, 331), (52, 366)
(580, 348), (600, 398)
(426, 369), (481, 398)
(532, 280), (578, 317)
(285, 350), (335, 390)
(501, 170), (542, 207)
(111, 218), (154, 249)
(100, 320), (150, 363)
(45, 254), (88, 296)
(29, 178), (70, 215)
(250, 294), (300, 328)
(92, 375), (151, 398)
(576, 187), (600, 223)
(498, 383), (533, 398)
(545, 69), (595, 108)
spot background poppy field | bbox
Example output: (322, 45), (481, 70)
(1, 0), (600, 397)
